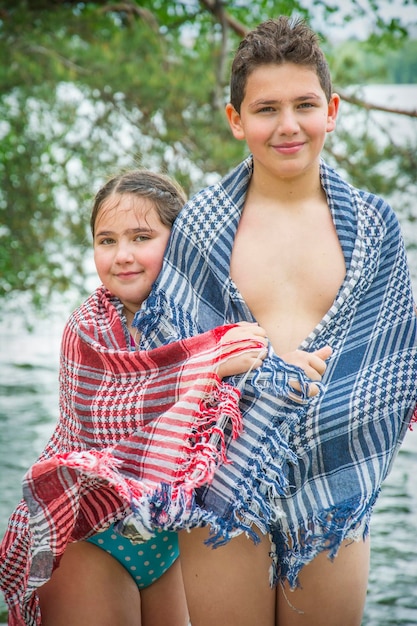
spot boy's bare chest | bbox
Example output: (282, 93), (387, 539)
(229, 207), (346, 353)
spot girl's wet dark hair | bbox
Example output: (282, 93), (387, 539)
(230, 16), (332, 113)
(91, 170), (187, 236)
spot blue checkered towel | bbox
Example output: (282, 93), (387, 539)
(136, 156), (417, 587)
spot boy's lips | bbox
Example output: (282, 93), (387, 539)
(273, 141), (304, 154)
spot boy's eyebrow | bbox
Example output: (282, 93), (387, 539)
(249, 93), (322, 107)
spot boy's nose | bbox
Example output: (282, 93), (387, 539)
(277, 109), (299, 134)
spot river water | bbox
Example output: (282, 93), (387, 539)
(0, 85), (416, 624)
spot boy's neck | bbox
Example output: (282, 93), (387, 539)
(250, 160), (323, 207)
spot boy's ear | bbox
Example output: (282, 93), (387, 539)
(326, 93), (340, 133)
(225, 103), (246, 140)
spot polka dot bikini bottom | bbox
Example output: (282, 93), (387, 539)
(86, 524), (179, 589)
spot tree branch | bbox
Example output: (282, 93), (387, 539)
(207, 1), (230, 110)
(24, 43), (91, 74)
(338, 91), (417, 118)
(98, 3), (159, 29)
(199, 0), (248, 37)
(199, 0), (417, 119)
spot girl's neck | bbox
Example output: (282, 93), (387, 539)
(122, 304), (139, 337)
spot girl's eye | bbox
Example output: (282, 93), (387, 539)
(135, 234), (151, 242)
(99, 237), (115, 245)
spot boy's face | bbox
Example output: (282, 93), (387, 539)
(226, 62), (339, 181)
(93, 194), (171, 313)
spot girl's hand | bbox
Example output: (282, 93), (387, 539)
(217, 322), (268, 379)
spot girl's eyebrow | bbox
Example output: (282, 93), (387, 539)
(95, 226), (154, 238)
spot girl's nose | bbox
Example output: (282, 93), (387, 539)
(115, 242), (134, 263)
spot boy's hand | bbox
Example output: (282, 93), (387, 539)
(218, 326), (332, 401)
(217, 322), (268, 379)
(282, 346), (332, 398)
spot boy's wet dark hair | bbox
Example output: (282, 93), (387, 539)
(230, 16), (333, 113)
(91, 169), (187, 236)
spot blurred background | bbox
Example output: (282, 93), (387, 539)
(1, 1), (416, 623)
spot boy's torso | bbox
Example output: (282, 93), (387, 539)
(230, 189), (346, 355)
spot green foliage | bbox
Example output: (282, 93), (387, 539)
(385, 39), (417, 83)
(0, 0), (416, 313)
(330, 37), (417, 86)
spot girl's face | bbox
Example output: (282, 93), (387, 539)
(93, 193), (171, 314)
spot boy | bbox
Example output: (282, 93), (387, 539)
(136, 17), (417, 626)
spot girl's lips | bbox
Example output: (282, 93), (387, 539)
(116, 271), (140, 279)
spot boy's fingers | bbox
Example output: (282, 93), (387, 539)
(299, 363), (323, 381)
(289, 380), (320, 399)
(308, 383), (320, 397)
(313, 345), (332, 360)
(309, 346), (332, 376)
(308, 356), (327, 377)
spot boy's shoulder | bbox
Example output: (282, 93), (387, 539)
(320, 160), (396, 224)
(186, 157), (252, 211)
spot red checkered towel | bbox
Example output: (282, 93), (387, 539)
(0, 286), (261, 625)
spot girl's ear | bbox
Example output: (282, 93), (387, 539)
(225, 103), (246, 140)
(326, 93), (340, 133)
